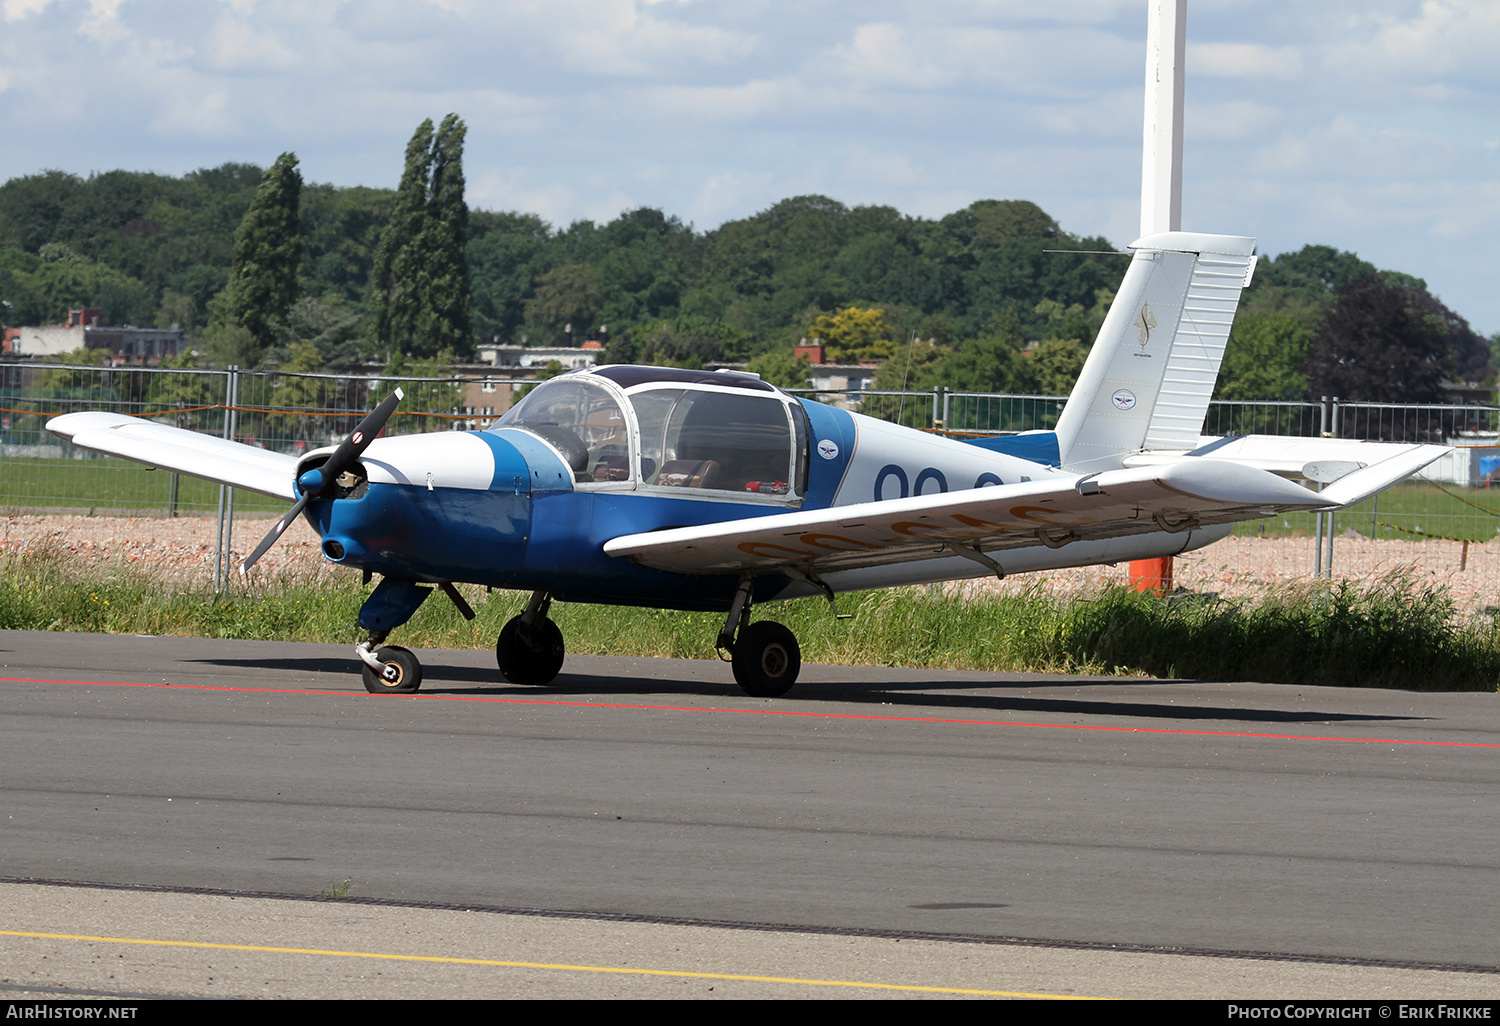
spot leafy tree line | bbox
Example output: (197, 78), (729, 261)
(1, 131), (1492, 404)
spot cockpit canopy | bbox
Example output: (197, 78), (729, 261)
(495, 368), (808, 500)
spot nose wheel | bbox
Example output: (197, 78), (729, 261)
(496, 591), (566, 686)
(359, 643), (423, 694)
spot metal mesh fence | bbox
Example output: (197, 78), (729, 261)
(6, 365), (1500, 605)
(1, 363), (525, 518)
(795, 386), (1500, 603)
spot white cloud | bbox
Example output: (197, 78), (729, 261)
(79, 0), (127, 40)
(470, 167), (578, 224)
(638, 78), (798, 123)
(1189, 42), (1302, 80)
(1323, 0), (1500, 94)
(149, 87), (234, 139)
(201, 17), (303, 74)
(1189, 99), (1277, 140)
(830, 21), (1135, 97)
(2, 0), (52, 20)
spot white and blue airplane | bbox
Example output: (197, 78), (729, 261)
(47, 232), (1446, 697)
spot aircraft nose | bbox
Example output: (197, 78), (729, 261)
(312, 430), (539, 584)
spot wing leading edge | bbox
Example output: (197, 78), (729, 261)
(46, 412), (298, 500)
(603, 456), (1421, 578)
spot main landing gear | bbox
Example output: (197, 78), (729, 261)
(718, 575), (801, 698)
(496, 591), (566, 686)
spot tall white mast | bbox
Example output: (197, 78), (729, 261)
(1130, 0), (1188, 596)
(1140, 0), (1186, 236)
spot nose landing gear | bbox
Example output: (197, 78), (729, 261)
(357, 635), (423, 694)
(496, 591), (566, 686)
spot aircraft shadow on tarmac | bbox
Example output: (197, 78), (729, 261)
(189, 656), (1424, 727)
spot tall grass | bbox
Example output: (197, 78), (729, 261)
(1, 545), (1496, 691)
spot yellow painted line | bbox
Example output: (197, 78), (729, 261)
(0, 929), (1096, 999)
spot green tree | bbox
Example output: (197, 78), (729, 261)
(1215, 311), (1312, 400)
(807, 306), (893, 363)
(524, 263), (604, 343)
(41, 346), (110, 392)
(745, 349), (812, 389)
(153, 288), (196, 331)
(200, 288), (257, 368)
(873, 337), (952, 392)
(145, 350), (221, 435)
(372, 120), (433, 356)
(1015, 338), (1088, 395)
(633, 316), (754, 368)
(417, 114), (471, 355)
(267, 341), (330, 445)
(1307, 276), (1452, 405)
(15, 243), (154, 323)
(371, 115), (473, 359)
(224, 153), (302, 361)
(929, 310), (1028, 394)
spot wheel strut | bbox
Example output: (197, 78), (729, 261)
(716, 574), (754, 654)
(355, 629), (390, 674)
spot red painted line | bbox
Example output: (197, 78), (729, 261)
(3, 675), (1497, 750)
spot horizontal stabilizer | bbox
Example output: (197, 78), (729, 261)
(1317, 444), (1451, 507)
(47, 412), (298, 500)
(1122, 435), (1448, 506)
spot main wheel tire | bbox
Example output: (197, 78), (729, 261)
(360, 645), (422, 695)
(496, 615), (566, 686)
(731, 620), (801, 698)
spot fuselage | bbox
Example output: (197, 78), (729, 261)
(302, 366), (1226, 610)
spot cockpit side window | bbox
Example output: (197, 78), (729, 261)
(497, 378), (630, 483)
(629, 387), (797, 497)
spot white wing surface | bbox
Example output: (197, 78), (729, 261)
(47, 412), (298, 500)
(605, 460), (1329, 577)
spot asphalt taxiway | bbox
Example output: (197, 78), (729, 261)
(2, 629), (1498, 999)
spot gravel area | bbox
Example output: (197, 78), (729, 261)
(960, 533), (1500, 611)
(6, 513), (1499, 611)
(1, 512), (337, 588)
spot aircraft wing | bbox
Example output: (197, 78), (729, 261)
(46, 412), (298, 501)
(604, 459), (1336, 577)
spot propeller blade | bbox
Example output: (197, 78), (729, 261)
(241, 494), (309, 573)
(240, 387), (403, 574)
(315, 386), (405, 488)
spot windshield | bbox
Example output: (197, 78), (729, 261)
(497, 378), (631, 482)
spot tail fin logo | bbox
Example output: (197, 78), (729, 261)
(1134, 304), (1157, 349)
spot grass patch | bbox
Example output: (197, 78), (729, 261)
(1, 546), (1495, 691)
(1232, 481), (1500, 542)
(0, 456), (287, 516)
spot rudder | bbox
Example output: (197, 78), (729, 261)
(1053, 232), (1257, 473)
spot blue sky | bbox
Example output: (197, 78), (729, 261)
(3, 0), (1498, 332)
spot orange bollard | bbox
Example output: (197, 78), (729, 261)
(1129, 557), (1173, 596)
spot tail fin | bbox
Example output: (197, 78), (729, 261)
(1053, 231), (1257, 473)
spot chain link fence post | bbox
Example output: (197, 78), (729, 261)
(212, 365), (237, 593)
